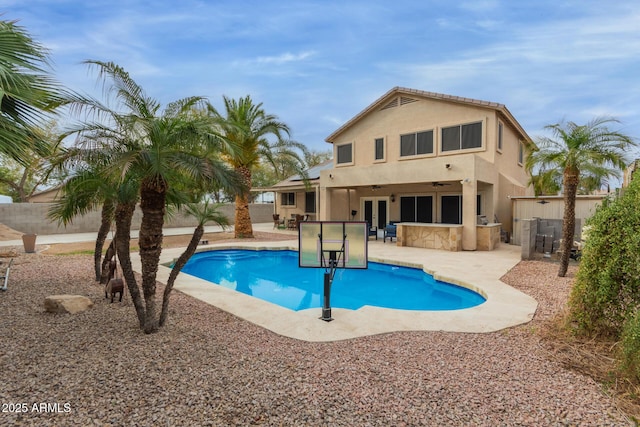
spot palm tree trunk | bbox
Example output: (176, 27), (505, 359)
(159, 225), (204, 327)
(94, 200), (115, 281)
(139, 184), (166, 334)
(234, 165), (253, 238)
(558, 169), (579, 277)
(100, 239), (116, 284)
(115, 201), (145, 328)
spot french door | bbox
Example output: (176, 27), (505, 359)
(362, 197), (388, 230)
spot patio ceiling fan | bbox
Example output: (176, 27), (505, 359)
(431, 182), (450, 187)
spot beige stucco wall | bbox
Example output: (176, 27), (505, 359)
(266, 90), (533, 250)
(273, 187), (320, 222)
(329, 97), (529, 184)
(319, 94), (531, 250)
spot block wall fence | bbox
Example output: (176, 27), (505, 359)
(0, 203), (275, 235)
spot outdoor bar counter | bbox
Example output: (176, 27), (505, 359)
(396, 222), (501, 251)
(396, 222), (463, 251)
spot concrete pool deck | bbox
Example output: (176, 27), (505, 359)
(133, 223), (537, 342)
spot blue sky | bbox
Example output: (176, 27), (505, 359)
(4, 0), (640, 158)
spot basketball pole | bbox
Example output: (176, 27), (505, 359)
(321, 250), (338, 322)
(320, 222), (345, 322)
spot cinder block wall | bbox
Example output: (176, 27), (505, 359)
(520, 217), (582, 260)
(0, 203), (274, 235)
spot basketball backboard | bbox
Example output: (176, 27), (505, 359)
(298, 221), (368, 269)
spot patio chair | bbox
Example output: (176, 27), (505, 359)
(0, 258), (14, 291)
(286, 214), (297, 230)
(294, 214), (305, 230)
(272, 214), (284, 229)
(383, 223), (397, 243)
(368, 225), (378, 240)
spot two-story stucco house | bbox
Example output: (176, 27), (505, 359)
(266, 87), (534, 251)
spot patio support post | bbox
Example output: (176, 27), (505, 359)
(462, 179), (478, 250)
(319, 186), (331, 221)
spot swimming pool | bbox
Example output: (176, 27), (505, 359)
(180, 249), (485, 312)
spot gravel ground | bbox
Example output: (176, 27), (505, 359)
(0, 250), (632, 426)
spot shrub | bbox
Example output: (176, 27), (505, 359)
(621, 311), (640, 382)
(568, 175), (640, 338)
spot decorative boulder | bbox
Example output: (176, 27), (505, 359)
(44, 295), (94, 314)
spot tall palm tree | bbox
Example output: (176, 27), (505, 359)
(526, 117), (636, 277)
(208, 95), (307, 238)
(159, 201), (229, 327)
(64, 61), (241, 333)
(0, 19), (64, 163)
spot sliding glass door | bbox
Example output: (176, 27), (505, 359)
(441, 195), (462, 224)
(400, 196), (433, 223)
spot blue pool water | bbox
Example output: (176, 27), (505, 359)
(180, 250), (485, 312)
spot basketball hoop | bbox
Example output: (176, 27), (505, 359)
(298, 221), (368, 321)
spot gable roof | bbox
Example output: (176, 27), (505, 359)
(325, 86), (532, 144)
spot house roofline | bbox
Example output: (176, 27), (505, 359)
(253, 181), (320, 193)
(325, 86), (533, 145)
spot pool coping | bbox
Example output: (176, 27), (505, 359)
(132, 240), (538, 342)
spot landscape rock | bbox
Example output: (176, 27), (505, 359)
(44, 294), (94, 314)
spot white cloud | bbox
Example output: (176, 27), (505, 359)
(254, 51), (317, 65)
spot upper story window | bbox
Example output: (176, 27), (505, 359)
(400, 130), (433, 157)
(497, 122), (503, 152)
(518, 141), (524, 165)
(336, 142), (353, 165)
(441, 121), (483, 152)
(374, 138), (384, 160)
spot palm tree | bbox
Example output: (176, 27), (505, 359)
(159, 201), (229, 327)
(526, 117), (636, 277)
(64, 61), (241, 333)
(48, 162), (120, 282)
(208, 95), (307, 238)
(529, 169), (562, 196)
(0, 19), (64, 163)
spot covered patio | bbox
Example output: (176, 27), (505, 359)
(317, 177), (502, 251)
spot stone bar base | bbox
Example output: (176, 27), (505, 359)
(397, 223), (463, 251)
(396, 222), (501, 251)
(476, 223), (502, 251)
